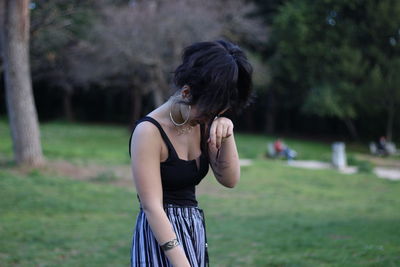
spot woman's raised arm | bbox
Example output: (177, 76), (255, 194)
(130, 122), (190, 267)
(207, 117), (240, 188)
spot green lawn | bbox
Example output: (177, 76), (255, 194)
(0, 118), (399, 266)
(0, 118), (130, 165)
(235, 133), (336, 161)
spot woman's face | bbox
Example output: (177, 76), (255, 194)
(179, 86), (229, 126)
(188, 106), (229, 126)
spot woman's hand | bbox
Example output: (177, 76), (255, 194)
(207, 116), (240, 188)
(207, 117), (234, 150)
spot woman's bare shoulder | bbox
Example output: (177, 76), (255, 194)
(131, 121), (162, 149)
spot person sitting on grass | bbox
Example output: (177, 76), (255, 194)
(377, 136), (389, 156)
(274, 138), (297, 160)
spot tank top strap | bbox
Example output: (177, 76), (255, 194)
(128, 116), (179, 159)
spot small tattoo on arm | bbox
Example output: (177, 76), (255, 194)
(212, 149), (229, 178)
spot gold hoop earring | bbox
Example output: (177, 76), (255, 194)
(170, 103), (191, 126)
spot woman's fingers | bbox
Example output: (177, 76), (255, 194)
(216, 124), (224, 149)
(208, 118), (233, 149)
(223, 125), (233, 142)
(208, 119), (217, 148)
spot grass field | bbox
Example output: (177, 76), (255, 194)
(1, 118), (399, 266)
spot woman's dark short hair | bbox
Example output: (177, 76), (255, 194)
(173, 40), (254, 121)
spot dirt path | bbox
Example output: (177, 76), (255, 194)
(288, 159), (400, 180)
(374, 167), (400, 181)
(1, 158), (253, 196)
(2, 158), (134, 187)
(288, 160), (358, 174)
(356, 154), (400, 168)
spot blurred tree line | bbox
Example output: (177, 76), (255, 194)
(0, 0), (399, 142)
(254, 0), (400, 141)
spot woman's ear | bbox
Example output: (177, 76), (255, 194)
(181, 85), (191, 100)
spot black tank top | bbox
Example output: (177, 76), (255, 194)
(128, 116), (210, 206)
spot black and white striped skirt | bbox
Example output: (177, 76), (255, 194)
(130, 204), (209, 266)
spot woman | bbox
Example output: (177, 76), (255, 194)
(129, 40), (253, 266)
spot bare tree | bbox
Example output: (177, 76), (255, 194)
(69, 0), (266, 124)
(1, 0), (44, 166)
(29, 1), (98, 121)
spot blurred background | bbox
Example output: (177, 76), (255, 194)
(1, 0), (399, 266)
(1, 0), (399, 140)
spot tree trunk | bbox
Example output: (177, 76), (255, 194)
(153, 63), (167, 107)
(130, 86), (142, 126)
(0, 0), (4, 72)
(386, 101), (395, 142)
(265, 89), (276, 134)
(344, 117), (359, 141)
(244, 107), (255, 131)
(152, 87), (163, 108)
(265, 110), (275, 134)
(2, 0), (44, 166)
(62, 83), (74, 121)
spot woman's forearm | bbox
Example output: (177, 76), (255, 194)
(210, 133), (240, 187)
(142, 205), (191, 266)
